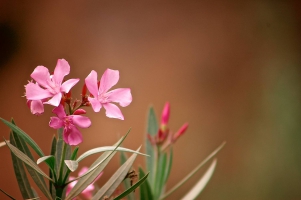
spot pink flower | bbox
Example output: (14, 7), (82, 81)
(172, 123), (189, 143)
(66, 167), (103, 199)
(49, 105), (91, 145)
(85, 69), (132, 120)
(25, 59), (79, 107)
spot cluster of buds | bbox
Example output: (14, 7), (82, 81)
(148, 102), (188, 150)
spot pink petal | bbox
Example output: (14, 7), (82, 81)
(53, 59), (70, 85)
(61, 78), (80, 93)
(107, 88), (132, 107)
(30, 100), (44, 115)
(63, 125), (83, 146)
(45, 93), (62, 107)
(78, 167), (89, 176)
(30, 66), (51, 88)
(88, 97), (102, 112)
(85, 70), (99, 97)
(72, 115), (91, 128)
(25, 82), (53, 100)
(52, 104), (66, 119)
(103, 103), (124, 120)
(99, 69), (119, 94)
(49, 117), (64, 129)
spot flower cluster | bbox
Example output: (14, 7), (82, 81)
(147, 102), (188, 149)
(25, 59), (132, 145)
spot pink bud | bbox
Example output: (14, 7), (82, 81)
(172, 123), (188, 142)
(161, 102), (170, 125)
(73, 109), (87, 115)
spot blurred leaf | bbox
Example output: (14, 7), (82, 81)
(181, 159), (217, 200)
(76, 146), (149, 163)
(161, 142), (225, 199)
(10, 133), (34, 199)
(145, 107), (158, 185)
(37, 155), (55, 170)
(120, 152), (135, 200)
(49, 136), (56, 199)
(5, 139), (54, 182)
(11, 130), (52, 200)
(0, 141), (7, 148)
(139, 167), (153, 200)
(154, 153), (167, 199)
(114, 172), (149, 200)
(92, 147), (141, 200)
(66, 130), (130, 200)
(0, 118), (44, 157)
(55, 129), (64, 176)
(0, 188), (16, 200)
(163, 148), (173, 185)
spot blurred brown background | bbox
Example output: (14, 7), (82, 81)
(1, 1), (301, 199)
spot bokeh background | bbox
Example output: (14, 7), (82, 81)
(1, 1), (301, 199)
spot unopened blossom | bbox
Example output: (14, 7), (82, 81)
(172, 123), (189, 143)
(25, 59), (79, 107)
(161, 102), (170, 126)
(66, 167), (103, 199)
(85, 69), (132, 120)
(49, 105), (91, 145)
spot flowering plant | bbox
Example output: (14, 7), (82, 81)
(0, 59), (224, 200)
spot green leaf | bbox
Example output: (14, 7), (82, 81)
(145, 107), (158, 185)
(160, 142), (226, 199)
(64, 160), (78, 172)
(163, 148), (173, 185)
(92, 147), (142, 200)
(76, 146), (149, 163)
(11, 131), (53, 200)
(0, 188), (16, 200)
(10, 133), (34, 199)
(49, 136), (57, 199)
(139, 167), (153, 200)
(0, 141), (7, 148)
(37, 155), (55, 170)
(181, 159), (217, 200)
(0, 118), (44, 157)
(66, 131), (130, 200)
(154, 153), (167, 199)
(5, 139), (54, 182)
(114, 172), (149, 200)
(55, 129), (64, 176)
(120, 152), (135, 200)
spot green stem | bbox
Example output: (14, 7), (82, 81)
(153, 145), (161, 198)
(58, 142), (67, 183)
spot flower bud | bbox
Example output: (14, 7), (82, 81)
(73, 108), (87, 115)
(172, 123), (188, 143)
(161, 102), (170, 126)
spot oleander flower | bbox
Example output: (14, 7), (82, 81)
(25, 59), (79, 107)
(85, 69), (132, 120)
(49, 105), (91, 145)
(27, 100), (44, 115)
(66, 167), (103, 199)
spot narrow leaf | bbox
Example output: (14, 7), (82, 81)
(76, 146), (149, 163)
(64, 160), (78, 172)
(181, 159), (217, 200)
(66, 130), (130, 200)
(5, 139), (54, 182)
(139, 167), (153, 200)
(154, 153), (167, 199)
(163, 148), (173, 185)
(0, 188), (16, 200)
(92, 147), (141, 200)
(10, 133), (34, 199)
(161, 142), (226, 199)
(120, 152), (134, 200)
(1, 118), (44, 157)
(11, 131), (52, 200)
(145, 107), (158, 185)
(49, 136), (57, 199)
(114, 172), (149, 200)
